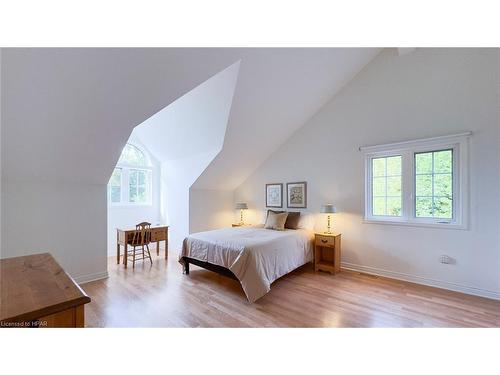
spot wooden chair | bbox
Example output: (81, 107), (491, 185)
(126, 222), (153, 268)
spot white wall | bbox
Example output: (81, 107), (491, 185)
(235, 49), (500, 300)
(161, 150), (220, 252)
(189, 189), (234, 234)
(1, 181), (108, 283)
(106, 135), (162, 256)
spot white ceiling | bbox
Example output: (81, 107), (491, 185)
(1, 48), (380, 188)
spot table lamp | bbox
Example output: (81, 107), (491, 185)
(320, 204), (337, 234)
(235, 202), (248, 225)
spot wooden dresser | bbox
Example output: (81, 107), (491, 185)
(0, 253), (91, 328)
(314, 233), (342, 274)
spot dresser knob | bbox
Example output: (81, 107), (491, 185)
(321, 239), (328, 243)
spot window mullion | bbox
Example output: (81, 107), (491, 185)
(123, 168), (130, 203)
(431, 152), (435, 217)
(384, 158), (388, 215)
(402, 150), (413, 221)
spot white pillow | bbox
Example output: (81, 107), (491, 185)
(264, 211), (289, 231)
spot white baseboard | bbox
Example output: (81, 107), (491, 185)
(341, 262), (500, 301)
(74, 271), (109, 285)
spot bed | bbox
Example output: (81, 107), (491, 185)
(179, 225), (314, 302)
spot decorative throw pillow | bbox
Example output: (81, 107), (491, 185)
(284, 211), (301, 229)
(266, 209), (301, 229)
(264, 211), (289, 231)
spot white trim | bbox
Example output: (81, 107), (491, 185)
(362, 219), (467, 230)
(341, 262), (500, 301)
(362, 132), (470, 228)
(359, 131), (472, 152)
(74, 271), (109, 285)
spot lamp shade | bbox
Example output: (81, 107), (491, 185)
(321, 204), (337, 214)
(235, 202), (248, 210)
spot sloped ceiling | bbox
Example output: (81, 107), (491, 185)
(1, 48), (380, 189)
(133, 61), (240, 162)
(193, 48), (381, 190)
(1, 48), (240, 184)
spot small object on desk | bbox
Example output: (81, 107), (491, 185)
(314, 233), (341, 274)
(0, 253), (91, 328)
(116, 225), (169, 268)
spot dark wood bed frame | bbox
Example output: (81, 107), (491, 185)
(181, 256), (239, 280)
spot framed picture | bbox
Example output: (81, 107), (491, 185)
(266, 183), (283, 208)
(287, 181), (307, 208)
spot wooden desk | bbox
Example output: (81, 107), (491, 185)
(116, 225), (169, 268)
(0, 253), (91, 328)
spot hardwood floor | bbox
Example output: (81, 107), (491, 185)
(82, 254), (500, 328)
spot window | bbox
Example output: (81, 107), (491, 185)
(372, 156), (402, 216)
(107, 143), (152, 206)
(362, 132), (470, 229)
(109, 168), (122, 203)
(415, 150), (452, 219)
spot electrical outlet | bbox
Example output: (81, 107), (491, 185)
(439, 255), (455, 264)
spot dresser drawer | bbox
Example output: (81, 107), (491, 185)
(315, 235), (336, 247)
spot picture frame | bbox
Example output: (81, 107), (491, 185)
(265, 183), (283, 208)
(287, 181), (307, 208)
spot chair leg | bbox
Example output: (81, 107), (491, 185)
(132, 246), (136, 268)
(146, 244), (152, 265)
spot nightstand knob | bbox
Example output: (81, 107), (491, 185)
(321, 239), (328, 243)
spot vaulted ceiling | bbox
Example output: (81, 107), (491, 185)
(192, 48), (381, 190)
(1, 48), (380, 188)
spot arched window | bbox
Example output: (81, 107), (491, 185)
(108, 143), (153, 205)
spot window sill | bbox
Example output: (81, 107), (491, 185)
(362, 219), (467, 230)
(109, 204), (153, 209)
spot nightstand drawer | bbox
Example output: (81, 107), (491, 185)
(315, 236), (336, 247)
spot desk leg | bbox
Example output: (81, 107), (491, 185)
(157, 241), (160, 256)
(116, 231), (120, 264)
(124, 243), (128, 268)
(165, 237), (168, 259)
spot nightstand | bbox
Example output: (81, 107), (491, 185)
(314, 233), (341, 274)
(232, 223), (251, 227)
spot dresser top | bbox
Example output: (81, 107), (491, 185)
(0, 253), (91, 323)
(315, 232), (341, 237)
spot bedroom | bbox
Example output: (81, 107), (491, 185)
(1, 2), (499, 374)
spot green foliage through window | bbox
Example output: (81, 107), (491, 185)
(129, 169), (149, 204)
(107, 143), (152, 205)
(372, 156), (402, 216)
(108, 168), (122, 203)
(415, 150), (453, 219)
(118, 144), (150, 167)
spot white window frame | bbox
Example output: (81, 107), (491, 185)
(361, 132), (470, 230)
(108, 144), (153, 207)
(108, 167), (124, 204)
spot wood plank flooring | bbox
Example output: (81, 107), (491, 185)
(82, 255), (500, 327)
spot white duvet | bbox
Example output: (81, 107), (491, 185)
(180, 226), (314, 302)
